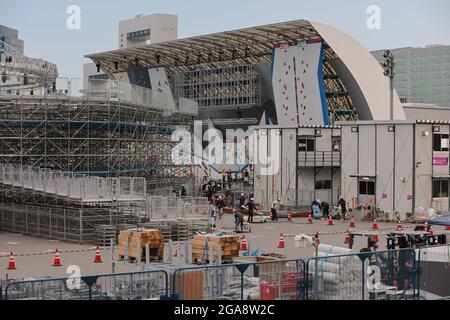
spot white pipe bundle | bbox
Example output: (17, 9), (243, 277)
(309, 244), (362, 300)
(318, 244), (352, 256)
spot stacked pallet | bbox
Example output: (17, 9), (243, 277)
(118, 228), (164, 262)
(191, 234), (240, 264)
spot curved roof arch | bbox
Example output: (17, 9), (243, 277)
(86, 19), (405, 121)
(310, 21), (405, 120)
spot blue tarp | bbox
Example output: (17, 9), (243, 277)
(428, 214), (450, 226)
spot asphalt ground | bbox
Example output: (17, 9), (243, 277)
(0, 214), (447, 281)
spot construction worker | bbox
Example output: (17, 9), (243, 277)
(321, 200), (330, 219)
(208, 202), (217, 229)
(339, 197), (347, 220)
(271, 198), (280, 222)
(239, 193), (246, 207)
(247, 197), (256, 223)
(180, 185), (187, 197)
(216, 196), (225, 219)
(234, 208), (244, 233)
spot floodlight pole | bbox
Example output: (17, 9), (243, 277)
(389, 55), (395, 121)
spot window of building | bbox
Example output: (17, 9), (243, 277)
(433, 133), (449, 151)
(332, 138), (341, 152)
(315, 180), (332, 190)
(433, 179), (449, 198)
(298, 138), (314, 152)
(359, 180), (375, 195)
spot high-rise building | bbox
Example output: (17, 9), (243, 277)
(0, 25), (24, 54)
(372, 45), (450, 108)
(84, 13), (178, 92)
(119, 13), (177, 48)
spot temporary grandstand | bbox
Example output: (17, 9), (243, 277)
(0, 163), (209, 244)
(0, 35), (206, 243)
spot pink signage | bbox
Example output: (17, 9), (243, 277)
(433, 157), (449, 166)
(382, 193), (388, 199)
(407, 194), (413, 201)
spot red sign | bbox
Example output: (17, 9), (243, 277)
(433, 157), (449, 166)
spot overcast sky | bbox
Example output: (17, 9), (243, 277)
(1, 0), (449, 79)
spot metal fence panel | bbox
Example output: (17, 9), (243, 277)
(172, 259), (306, 300)
(5, 270), (169, 300)
(417, 244), (450, 300)
(306, 248), (417, 300)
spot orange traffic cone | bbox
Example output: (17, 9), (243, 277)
(349, 217), (356, 228)
(429, 226), (434, 236)
(315, 231), (320, 245)
(241, 236), (248, 251)
(269, 211), (272, 221)
(424, 221), (428, 231)
(344, 231), (351, 244)
(278, 233), (285, 249)
(396, 220), (403, 232)
(327, 215), (334, 226)
(308, 214), (313, 224)
(94, 246), (103, 263)
(7, 251), (16, 270)
(53, 249), (62, 267)
(287, 213), (292, 223)
(372, 219), (379, 231)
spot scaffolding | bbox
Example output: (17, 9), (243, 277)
(172, 65), (261, 111)
(0, 94), (195, 187)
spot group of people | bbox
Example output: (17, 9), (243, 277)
(221, 168), (253, 189)
(310, 197), (348, 220)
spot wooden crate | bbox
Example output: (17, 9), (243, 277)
(118, 228), (164, 261)
(191, 234), (240, 263)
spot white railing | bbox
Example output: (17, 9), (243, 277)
(0, 163), (146, 202)
(84, 79), (198, 116)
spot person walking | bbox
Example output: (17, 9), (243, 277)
(247, 197), (256, 223)
(216, 196), (225, 219)
(271, 198), (280, 222)
(208, 202), (218, 229)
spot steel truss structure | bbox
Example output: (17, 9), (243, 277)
(172, 65), (261, 111)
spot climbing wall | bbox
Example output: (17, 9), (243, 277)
(271, 41), (329, 126)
